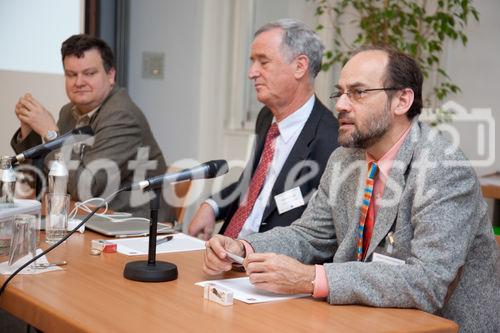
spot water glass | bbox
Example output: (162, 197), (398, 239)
(8, 214), (37, 268)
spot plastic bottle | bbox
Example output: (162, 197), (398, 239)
(0, 156), (16, 207)
(48, 153), (68, 195)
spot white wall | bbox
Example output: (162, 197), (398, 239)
(0, 71), (68, 156)
(0, 0), (81, 74)
(443, 0), (500, 176)
(127, 0), (203, 164)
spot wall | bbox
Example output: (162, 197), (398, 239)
(0, 70), (68, 155)
(127, 0), (203, 164)
(443, 0), (500, 176)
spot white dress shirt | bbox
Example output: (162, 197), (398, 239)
(207, 95), (315, 237)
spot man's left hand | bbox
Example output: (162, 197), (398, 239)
(244, 253), (315, 294)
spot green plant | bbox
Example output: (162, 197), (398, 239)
(310, 0), (479, 105)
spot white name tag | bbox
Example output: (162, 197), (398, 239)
(372, 252), (405, 266)
(274, 187), (305, 214)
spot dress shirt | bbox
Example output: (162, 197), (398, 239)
(72, 105), (99, 127)
(207, 95), (315, 237)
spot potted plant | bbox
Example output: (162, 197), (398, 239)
(310, 0), (479, 123)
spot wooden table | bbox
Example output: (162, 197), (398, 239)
(0, 231), (458, 333)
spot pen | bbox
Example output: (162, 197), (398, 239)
(156, 235), (174, 246)
(35, 261), (68, 269)
(225, 250), (244, 265)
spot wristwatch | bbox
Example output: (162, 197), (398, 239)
(44, 130), (58, 142)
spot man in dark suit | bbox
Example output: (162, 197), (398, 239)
(11, 34), (175, 221)
(189, 19), (339, 240)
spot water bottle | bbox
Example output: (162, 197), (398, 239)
(0, 156), (16, 207)
(48, 153), (68, 195)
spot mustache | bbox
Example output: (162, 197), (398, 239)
(338, 112), (355, 124)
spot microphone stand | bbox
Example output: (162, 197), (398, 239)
(123, 188), (178, 282)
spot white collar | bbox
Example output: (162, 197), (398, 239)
(274, 95), (315, 143)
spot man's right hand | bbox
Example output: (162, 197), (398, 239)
(203, 234), (245, 275)
(188, 202), (216, 240)
(15, 93), (57, 140)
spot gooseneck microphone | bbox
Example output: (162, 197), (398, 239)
(129, 159), (229, 191)
(122, 159), (229, 283)
(13, 126), (94, 163)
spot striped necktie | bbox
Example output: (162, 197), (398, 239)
(223, 122), (280, 238)
(356, 162), (378, 261)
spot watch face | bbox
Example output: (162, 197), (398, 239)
(46, 130), (58, 141)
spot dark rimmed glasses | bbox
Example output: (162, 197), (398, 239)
(330, 87), (400, 103)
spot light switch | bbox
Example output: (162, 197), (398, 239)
(142, 52), (164, 79)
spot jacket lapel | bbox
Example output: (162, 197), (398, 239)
(364, 121), (420, 260)
(261, 98), (323, 221)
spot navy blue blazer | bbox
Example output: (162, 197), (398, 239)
(216, 97), (339, 234)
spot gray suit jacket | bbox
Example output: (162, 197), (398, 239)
(244, 120), (500, 332)
(12, 87), (176, 221)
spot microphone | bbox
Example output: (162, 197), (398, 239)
(131, 159), (229, 191)
(13, 126), (94, 163)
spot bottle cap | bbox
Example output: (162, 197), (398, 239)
(0, 156), (16, 182)
(49, 153), (68, 177)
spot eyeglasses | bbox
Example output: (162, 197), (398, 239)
(329, 87), (400, 103)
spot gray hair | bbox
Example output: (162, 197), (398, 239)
(255, 18), (324, 80)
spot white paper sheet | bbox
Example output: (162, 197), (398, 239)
(107, 233), (205, 256)
(196, 277), (309, 304)
(0, 249), (63, 275)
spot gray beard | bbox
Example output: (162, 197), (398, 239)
(338, 105), (391, 149)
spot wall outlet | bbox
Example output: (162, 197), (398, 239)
(142, 52), (164, 79)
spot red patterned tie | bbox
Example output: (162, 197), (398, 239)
(356, 162), (378, 261)
(223, 123), (280, 238)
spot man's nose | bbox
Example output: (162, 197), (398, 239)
(75, 74), (84, 86)
(335, 93), (352, 113)
(248, 62), (259, 80)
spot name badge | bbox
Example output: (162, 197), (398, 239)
(372, 252), (405, 266)
(274, 187), (305, 214)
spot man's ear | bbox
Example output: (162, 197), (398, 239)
(294, 55), (309, 80)
(107, 67), (116, 85)
(393, 88), (414, 116)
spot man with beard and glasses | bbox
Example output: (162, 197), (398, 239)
(202, 46), (500, 332)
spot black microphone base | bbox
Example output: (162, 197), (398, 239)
(123, 260), (178, 282)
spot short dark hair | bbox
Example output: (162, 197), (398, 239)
(353, 45), (423, 119)
(61, 34), (115, 72)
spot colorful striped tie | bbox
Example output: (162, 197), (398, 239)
(356, 162), (378, 261)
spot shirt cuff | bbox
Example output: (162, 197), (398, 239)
(312, 265), (329, 298)
(239, 240), (254, 256)
(204, 199), (219, 218)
